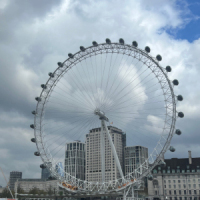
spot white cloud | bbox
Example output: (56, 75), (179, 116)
(0, 0), (200, 186)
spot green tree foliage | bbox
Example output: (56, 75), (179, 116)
(17, 185), (25, 194)
(28, 187), (47, 195)
(47, 185), (53, 195)
(0, 188), (14, 198)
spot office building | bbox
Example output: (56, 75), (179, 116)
(85, 126), (126, 182)
(124, 146), (148, 176)
(9, 171), (22, 190)
(41, 167), (51, 180)
(148, 151), (200, 200)
(65, 140), (85, 180)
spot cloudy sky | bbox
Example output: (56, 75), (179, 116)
(0, 0), (200, 187)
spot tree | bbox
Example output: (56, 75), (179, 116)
(28, 187), (40, 194)
(0, 188), (14, 198)
(47, 185), (53, 195)
(17, 185), (25, 194)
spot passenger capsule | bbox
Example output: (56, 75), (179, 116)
(92, 41), (98, 46)
(57, 62), (63, 67)
(41, 84), (47, 89)
(80, 46), (85, 52)
(31, 138), (36, 143)
(148, 175), (153, 181)
(156, 55), (162, 61)
(119, 38), (125, 45)
(34, 152), (40, 156)
(132, 41), (138, 47)
(30, 124), (35, 129)
(178, 112), (184, 118)
(177, 95), (183, 101)
(35, 97), (41, 102)
(68, 53), (74, 59)
(106, 38), (111, 44)
(48, 72), (54, 78)
(172, 79), (179, 86)
(169, 146), (175, 152)
(32, 111), (36, 115)
(175, 129), (182, 135)
(40, 164), (46, 169)
(145, 46), (150, 53)
(166, 66), (172, 72)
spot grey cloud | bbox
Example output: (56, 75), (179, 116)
(0, 0), (199, 186)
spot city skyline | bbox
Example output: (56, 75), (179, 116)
(1, 0), (200, 188)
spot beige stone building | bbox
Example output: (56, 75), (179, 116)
(148, 151), (200, 200)
(14, 179), (58, 193)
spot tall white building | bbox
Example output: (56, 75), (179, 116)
(85, 126), (126, 182)
(65, 140), (85, 180)
(124, 146), (148, 176)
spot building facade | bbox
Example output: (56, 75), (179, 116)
(9, 171), (22, 190)
(15, 179), (58, 193)
(148, 151), (200, 200)
(124, 146), (148, 176)
(85, 126), (126, 182)
(65, 140), (85, 180)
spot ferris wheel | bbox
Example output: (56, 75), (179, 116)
(30, 38), (184, 195)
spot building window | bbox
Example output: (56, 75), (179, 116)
(168, 180), (171, 183)
(172, 169), (175, 173)
(174, 185), (176, 188)
(169, 185), (171, 188)
(174, 190), (176, 195)
(153, 169), (157, 174)
(194, 190), (196, 194)
(164, 180), (166, 183)
(170, 198), (172, 200)
(178, 180), (181, 183)
(184, 190), (186, 194)
(155, 191), (157, 195)
(163, 170), (166, 173)
(179, 190), (181, 195)
(184, 198), (187, 200)
(182, 170), (185, 173)
(169, 190), (171, 195)
(173, 180), (176, 183)
(180, 198), (182, 200)
(167, 170), (170, 173)
(189, 184), (191, 188)
(189, 190), (191, 194)
(194, 184), (196, 188)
